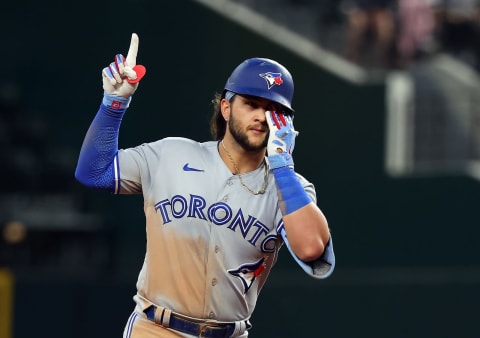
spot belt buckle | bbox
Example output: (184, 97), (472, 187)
(198, 323), (208, 338)
(198, 320), (222, 338)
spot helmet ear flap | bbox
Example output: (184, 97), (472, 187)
(224, 58), (295, 114)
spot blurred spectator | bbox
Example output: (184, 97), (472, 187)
(342, 0), (397, 69)
(396, 0), (437, 68)
(316, 0), (343, 26)
(435, 0), (480, 71)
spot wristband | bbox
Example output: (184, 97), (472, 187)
(102, 93), (131, 110)
(267, 153), (294, 170)
(272, 166), (311, 214)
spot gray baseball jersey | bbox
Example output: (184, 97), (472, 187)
(115, 137), (316, 323)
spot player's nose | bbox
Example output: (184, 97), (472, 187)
(254, 108), (267, 122)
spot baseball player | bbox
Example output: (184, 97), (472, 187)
(75, 33), (335, 338)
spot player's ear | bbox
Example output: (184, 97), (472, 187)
(220, 98), (230, 121)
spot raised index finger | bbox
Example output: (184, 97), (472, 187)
(125, 33), (139, 67)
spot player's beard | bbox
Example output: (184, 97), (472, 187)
(228, 113), (268, 152)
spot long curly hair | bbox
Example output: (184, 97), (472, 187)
(210, 91), (234, 140)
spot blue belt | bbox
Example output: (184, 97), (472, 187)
(144, 306), (237, 338)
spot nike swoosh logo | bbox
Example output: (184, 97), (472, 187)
(183, 163), (204, 172)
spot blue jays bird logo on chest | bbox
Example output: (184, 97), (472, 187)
(259, 72), (283, 89)
(228, 257), (266, 294)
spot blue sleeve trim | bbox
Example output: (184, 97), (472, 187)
(278, 222), (335, 279)
(272, 166), (311, 214)
(74, 103), (126, 192)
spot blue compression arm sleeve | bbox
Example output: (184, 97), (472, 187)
(75, 96), (129, 192)
(272, 166), (311, 214)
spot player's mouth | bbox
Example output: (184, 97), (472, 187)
(249, 125), (267, 134)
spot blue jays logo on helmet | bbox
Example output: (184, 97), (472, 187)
(224, 57), (295, 113)
(259, 72), (284, 89)
(228, 258), (265, 294)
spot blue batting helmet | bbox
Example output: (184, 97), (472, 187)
(224, 57), (295, 113)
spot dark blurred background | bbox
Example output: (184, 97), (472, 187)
(1, 0), (480, 337)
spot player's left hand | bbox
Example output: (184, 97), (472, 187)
(266, 111), (298, 169)
(102, 33), (147, 99)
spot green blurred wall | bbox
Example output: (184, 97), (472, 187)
(4, 1), (480, 337)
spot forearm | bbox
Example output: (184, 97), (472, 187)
(266, 110), (331, 263)
(75, 33), (144, 193)
(282, 203), (330, 262)
(272, 166), (330, 261)
(272, 166), (310, 214)
(75, 98), (128, 192)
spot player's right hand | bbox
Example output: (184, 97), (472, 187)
(102, 33), (146, 98)
(265, 110), (298, 169)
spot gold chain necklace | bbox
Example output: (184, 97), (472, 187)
(221, 140), (268, 195)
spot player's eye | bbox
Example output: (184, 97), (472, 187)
(269, 104), (286, 115)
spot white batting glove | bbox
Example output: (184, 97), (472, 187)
(102, 33), (146, 108)
(265, 110), (298, 169)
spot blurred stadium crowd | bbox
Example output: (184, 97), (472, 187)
(341, 0), (480, 71)
(236, 0), (480, 72)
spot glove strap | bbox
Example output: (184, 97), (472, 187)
(272, 167), (311, 214)
(102, 93), (131, 110)
(267, 153), (294, 169)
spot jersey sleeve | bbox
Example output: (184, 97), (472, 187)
(279, 227), (335, 279)
(116, 140), (164, 194)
